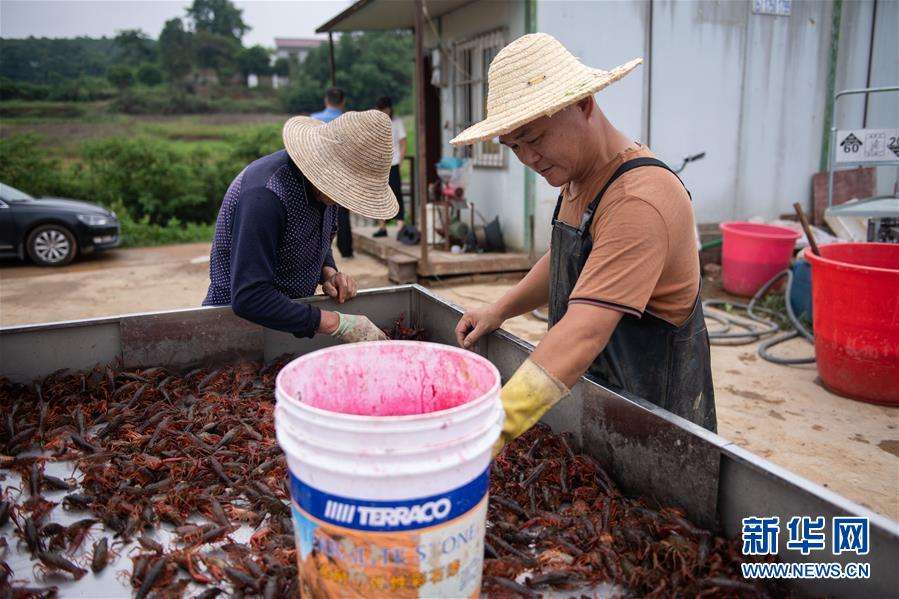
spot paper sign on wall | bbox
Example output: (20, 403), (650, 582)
(835, 129), (899, 164)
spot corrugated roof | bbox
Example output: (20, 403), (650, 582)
(316, 0), (476, 33)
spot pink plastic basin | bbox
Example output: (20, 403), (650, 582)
(720, 222), (800, 296)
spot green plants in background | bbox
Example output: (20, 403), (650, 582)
(117, 213), (215, 248)
(137, 63), (165, 87)
(107, 65), (136, 90)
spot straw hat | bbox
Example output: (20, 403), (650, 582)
(283, 110), (399, 219)
(451, 33), (642, 146)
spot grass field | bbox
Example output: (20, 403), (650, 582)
(1, 106), (416, 176)
(1, 109), (285, 161)
(1, 106), (417, 247)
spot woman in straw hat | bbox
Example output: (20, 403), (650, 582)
(203, 110), (398, 343)
(452, 34), (716, 451)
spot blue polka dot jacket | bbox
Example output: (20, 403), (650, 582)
(203, 150), (338, 337)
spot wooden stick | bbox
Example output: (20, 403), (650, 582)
(793, 202), (820, 256)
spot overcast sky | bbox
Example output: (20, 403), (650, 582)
(0, 0), (353, 46)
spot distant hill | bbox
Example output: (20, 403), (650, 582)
(0, 37), (133, 83)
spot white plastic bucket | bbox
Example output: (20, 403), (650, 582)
(274, 341), (503, 598)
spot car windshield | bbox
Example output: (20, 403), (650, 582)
(0, 183), (34, 202)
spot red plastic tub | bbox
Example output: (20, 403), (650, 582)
(805, 243), (899, 405)
(720, 222), (800, 296)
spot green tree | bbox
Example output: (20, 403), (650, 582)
(186, 0), (249, 41)
(237, 45), (271, 79)
(158, 18), (194, 85)
(107, 65), (135, 90)
(272, 57), (290, 78)
(280, 71), (325, 114)
(193, 30), (241, 81)
(114, 29), (155, 64)
(136, 63), (164, 86)
(282, 31), (412, 113)
(0, 37), (118, 84)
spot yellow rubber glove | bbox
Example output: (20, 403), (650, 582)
(494, 358), (569, 455)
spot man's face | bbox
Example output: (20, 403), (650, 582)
(499, 101), (590, 187)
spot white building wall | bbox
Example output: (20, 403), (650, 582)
(431, 0), (891, 252)
(536, 0), (649, 253)
(732, 1), (834, 221)
(427, 1), (527, 250)
(858, 0), (898, 198)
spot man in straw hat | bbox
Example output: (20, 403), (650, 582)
(452, 34), (716, 450)
(203, 110), (398, 343)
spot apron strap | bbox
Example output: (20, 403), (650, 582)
(580, 156), (690, 233)
(551, 193), (564, 223)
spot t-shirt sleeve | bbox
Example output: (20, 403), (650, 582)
(568, 196), (668, 317)
(229, 186), (322, 337)
(393, 117), (407, 140)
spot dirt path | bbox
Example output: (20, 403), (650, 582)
(2, 244), (896, 520)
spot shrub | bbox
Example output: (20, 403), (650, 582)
(118, 213), (215, 248)
(0, 77), (116, 103)
(111, 87), (213, 114)
(0, 135), (70, 197)
(0, 125), (287, 247)
(227, 124), (281, 164)
(136, 63), (164, 87)
(79, 136), (217, 224)
(107, 65), (135, 90)
(279, 72), (324, 114)
(48, 77), (116, 102)
(0, 100), (89, 119)
(0, 77), (50, 101)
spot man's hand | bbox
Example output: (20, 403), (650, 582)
(493, 358), (570, 455)
(455, 305), (506, 349)
(329, 312), (388, 343)
(321, 270), (357, 304)
(454, 252), (551, 349)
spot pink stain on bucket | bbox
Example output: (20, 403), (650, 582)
(277, 342), (498, 416)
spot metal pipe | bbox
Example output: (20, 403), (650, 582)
(862, 0), (878, 127)
(415, 0), (429, 271)
(328, 32), (336, 86)
(826, 85), (899, 208)
(524, 0), (537, 256)
(819, 0), (843, 174)
(645, 0), (654, 147)
(835, 84), (899, 98)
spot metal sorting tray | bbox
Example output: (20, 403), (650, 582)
(2, 285), (897, 597)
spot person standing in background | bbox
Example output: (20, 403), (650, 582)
(311, 87), (353, 258)
(372, 96), (406, 238)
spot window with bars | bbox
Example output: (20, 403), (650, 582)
(452, 29), (505, 168)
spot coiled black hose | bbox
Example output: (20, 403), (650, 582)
(703, 268), (815, 365)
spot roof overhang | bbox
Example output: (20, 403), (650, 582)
(316, 0), (476, 33)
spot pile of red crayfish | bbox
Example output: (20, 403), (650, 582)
(484, 424), (783, 598)
(1, 356), (298, 598)
(2, 334), (784, 598)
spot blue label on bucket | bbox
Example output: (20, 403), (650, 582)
(290, 468), (490, 532)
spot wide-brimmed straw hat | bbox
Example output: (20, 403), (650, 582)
(451, 33), (642, 146)
(283, 110), (399, 219)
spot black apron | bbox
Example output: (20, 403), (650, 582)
(548, 157), (717, 431)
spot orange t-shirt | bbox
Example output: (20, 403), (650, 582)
(555, 144), (699, 326)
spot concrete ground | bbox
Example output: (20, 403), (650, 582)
(1, 243), (896, 521)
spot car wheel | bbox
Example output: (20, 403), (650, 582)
(26, 224), (77, 266)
